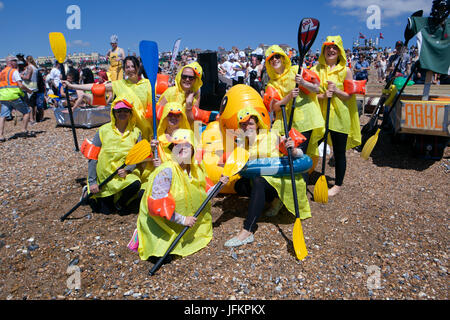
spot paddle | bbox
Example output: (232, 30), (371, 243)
(360, 10), (423, 158)
(60, 139), (151, 221)
(149, 146), (249, 276)
(313, 98), (331, 204)
(287, 18), (320, 131)
(139, 40), (159, 158)
(360, 10), (423, 147)
(49, 32), (79, 152)
(280, 105), (308, 260)
(361, 60), (420, 159)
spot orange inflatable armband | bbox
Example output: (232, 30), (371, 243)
(147, 193), (176, 220)
(263, 86), (281, 111)
(278, 128), (307, 156)
(91, 83), (107, 106)
(343, 79), (366, 95)
(145, 103), (153, 119)
(156, 74), (169, 95)
(299, 68), (320, 95)
(80, 139), (101, 160)
(193, 106), (212, 124)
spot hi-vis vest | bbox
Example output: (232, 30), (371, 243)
(0, 67), (24, 101)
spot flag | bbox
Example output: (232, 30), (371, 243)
(379, 33), (384, 39)
(359, 32), (366, 39)
(170, 38), (181, 70)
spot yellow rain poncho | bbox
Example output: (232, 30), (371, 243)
(237, 107), (311, 220)
(265, 45), (324, 157)
(136, 129), (212, 259)
(112, 77), (153, 141)
(89, 98), (141, 200)
(311, 36), (361, 149)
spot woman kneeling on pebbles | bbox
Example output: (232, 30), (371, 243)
(81, 99), (144, 215)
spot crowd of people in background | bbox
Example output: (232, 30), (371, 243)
(1, 39), (448, 140)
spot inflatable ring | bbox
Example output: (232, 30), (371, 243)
(239, 156), (313, 179)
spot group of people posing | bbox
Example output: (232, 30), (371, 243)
(61, 35), (361, 263)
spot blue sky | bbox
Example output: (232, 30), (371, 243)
(0, 0), (432, 58)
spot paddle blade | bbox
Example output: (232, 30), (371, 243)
(223, 147), (249, 177)
(49, 32), (67, 63)
(125, 139), (152, 165)
(298, 18), (320, 60)
(293, 218), (308, 260)
(361, 128), (380, 160)
(313, 175), (328, 204)
(139, 40), (159, 86)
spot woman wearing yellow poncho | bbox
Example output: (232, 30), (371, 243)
(157, 62), (214, 124)
(311, 36), (361, 197)
(134, 128), (213, 260)
(83, 98), (143, 215)
(63, 56), (154, 141)
(264, 45), (324, 159)
(223, 107), (311, 247)
(140, 102), (194, 189)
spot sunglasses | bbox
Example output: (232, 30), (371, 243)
(114, 108), (131, 114)
(270, 54), (282, 61)
(181, 74), (196, 81)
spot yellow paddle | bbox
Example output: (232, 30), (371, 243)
(49, 32), (79, 151)
(149, 146), (249, 276)
(361, 128), (380, 160)
(280, 105), (308, 260)
(60, 139), (152, 221)
(313, 98), (331, 204)
(49, 32), (67, 64)
(360, 60), (420, 160)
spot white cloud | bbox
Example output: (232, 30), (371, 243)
(330, 0), (432, 20)
(0, 2), (4, 10)
(68, 40), (90, 47)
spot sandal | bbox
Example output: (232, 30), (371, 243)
(224, 233), (254, 247)
(0, 138), (6, 143)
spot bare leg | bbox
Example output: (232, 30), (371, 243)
(0, 116), (6, 140)
(23, 112), (30, 133)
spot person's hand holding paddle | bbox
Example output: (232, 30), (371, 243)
(183, 216), (197, 227)
(117, 168), (128, 178)
(290, 87), (300, 100)
(281, 136), (304, 158)
(89, 184), (100, 194)
(150, 139), (161, 167)
(219, 174), (230, 186)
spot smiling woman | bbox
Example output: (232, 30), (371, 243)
(82, 98), (144, 215)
